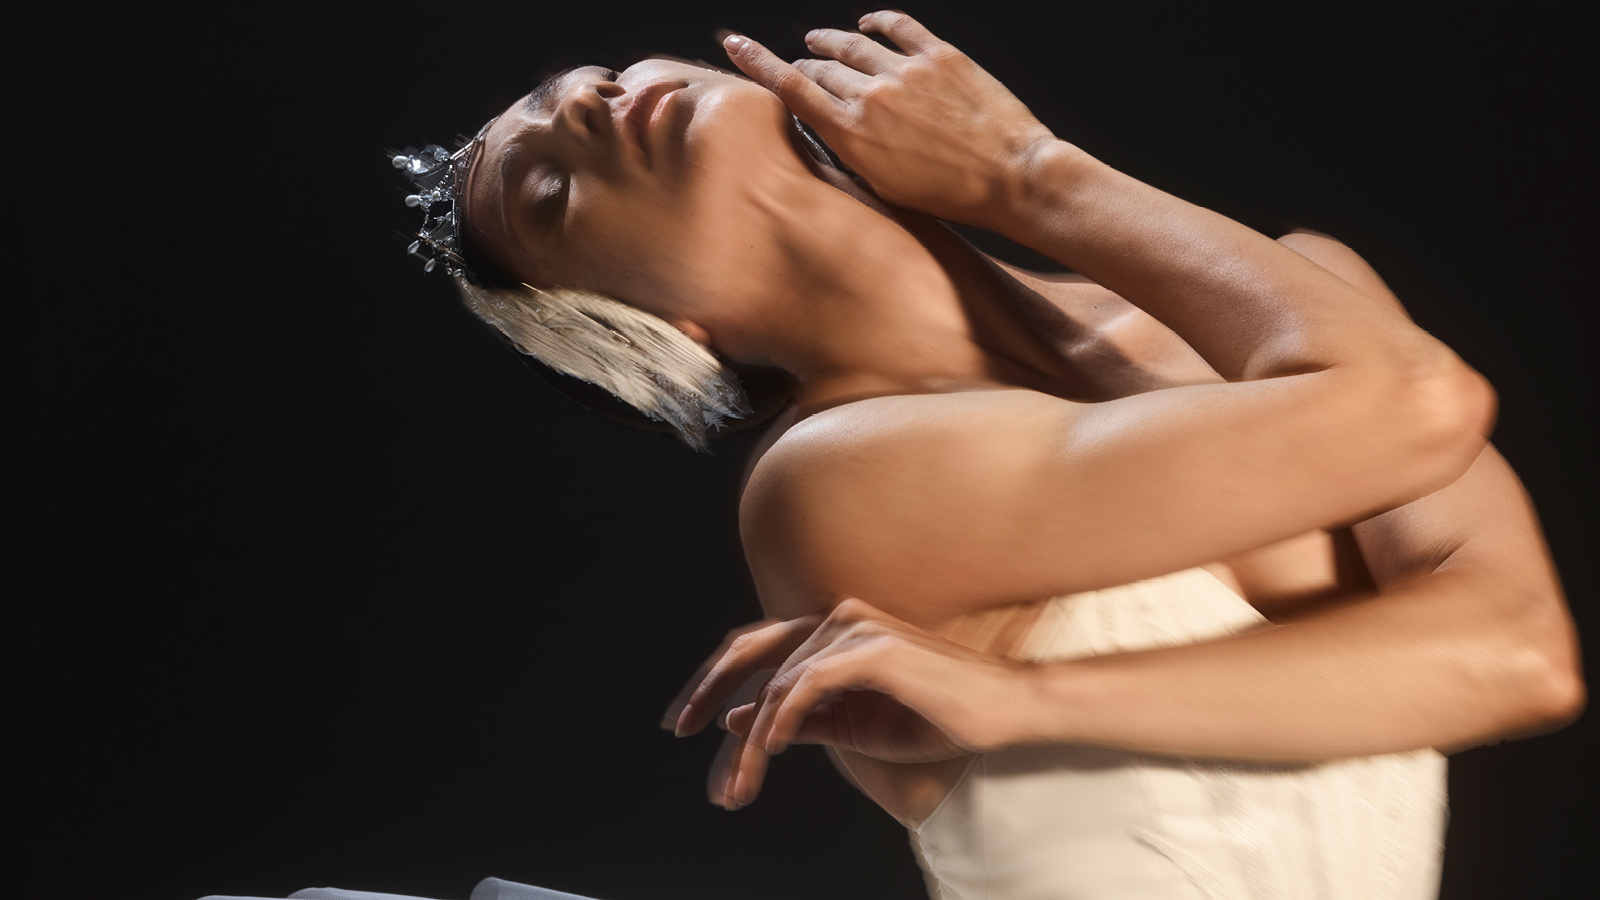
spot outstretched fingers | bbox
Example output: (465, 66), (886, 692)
(721, 669), (827, 807)
(857, 10), (946, 54)
(728, 726), (774, 809)
(794, 59), (873, 99)
(722, 33), (842, 123)
(706, 731), (748, 809)
(668, 614), (824, 737)
(661, 622), (758, 734)
(729, 696), (850, 750)
(754, 646), (900, 755)
(803, 27), (904, 75)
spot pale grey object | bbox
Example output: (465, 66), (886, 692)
(196, 877), (604, 900)
(288, 891), (444, 900)
(195, 894), (429, 900)
(470, 877), (604, 900)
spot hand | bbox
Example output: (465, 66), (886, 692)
(722, 11), (1057, 230)
(663, 599), (1033, 809)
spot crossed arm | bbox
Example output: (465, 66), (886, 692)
(731, 15), (1493, 625)
(668, 236), (1582, 807)
(664, 13), (1583, 808)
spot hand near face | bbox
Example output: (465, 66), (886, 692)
(663, 599), (1031, 809)
(722, 11), (1057, 231)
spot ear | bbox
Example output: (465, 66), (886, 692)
(669, 318), (714, 350)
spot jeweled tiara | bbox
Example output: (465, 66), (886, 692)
(390, 117), (498, 277)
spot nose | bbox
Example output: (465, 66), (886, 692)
(553, 78), (625, 146)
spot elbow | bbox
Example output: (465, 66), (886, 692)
(1497, 590), (1587, 736)
(1521, 645), (1587, 733)
(1389, 350), (1497, 493)
(1542, 671), (1587, 730)
(1502, 660), (1588, 742)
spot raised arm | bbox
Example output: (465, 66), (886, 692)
(728, 16), (1494, 622)
(728, 14), (1481, 384)
(994, 335), (1582, 759)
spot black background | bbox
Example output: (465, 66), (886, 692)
(13, 2), (1594, 898)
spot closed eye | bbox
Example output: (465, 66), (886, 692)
(515, 164), (569, 235)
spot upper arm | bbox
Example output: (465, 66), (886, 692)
(1282, 231), (1580, 704)
(741, 375), (1481, 625)
(1353, 444), (1557, 588)
(1272, 232), (1556, 582)
(1348, 443), (1584, 725)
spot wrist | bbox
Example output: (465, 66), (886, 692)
(987, 139), (1101, 239)
(1004, 659), (1092, 747)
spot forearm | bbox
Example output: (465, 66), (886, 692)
(733, 21), (1468, 390)
(994, 143), (1463, 385)
(1015, 567), (1582, 761)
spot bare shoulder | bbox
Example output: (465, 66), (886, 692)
(740, 389), (1080, 624)
(748, 389), (1072, 495)
(758, 389), (1070, 468)
(733, 235), (1445, 626)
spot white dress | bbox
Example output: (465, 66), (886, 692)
(909, 568), (1448, 900)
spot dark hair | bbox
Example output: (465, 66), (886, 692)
(456, 204), (524, 291)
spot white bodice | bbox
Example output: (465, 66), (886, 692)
(911, 568), (1447, 900)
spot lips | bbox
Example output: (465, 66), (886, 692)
(620, 81), (686, 162)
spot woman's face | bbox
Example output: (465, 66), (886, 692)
(464, 58), (820, 323)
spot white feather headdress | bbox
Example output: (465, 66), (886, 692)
(455, 278), (752, 451)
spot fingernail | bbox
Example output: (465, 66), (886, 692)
(723, 34), (746, 52)
(805, 29), (820, 42)
(672, 704), (692, 737)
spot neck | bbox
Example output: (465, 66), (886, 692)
(705, 166), (1079, 417)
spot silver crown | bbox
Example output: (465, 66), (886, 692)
(391, 117), (498, 276)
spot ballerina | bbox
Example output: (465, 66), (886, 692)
(377, 11), (1582, 898)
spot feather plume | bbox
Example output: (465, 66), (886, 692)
(455, 278), (751, 451)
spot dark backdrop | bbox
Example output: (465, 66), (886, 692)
(14, 2), (1594, 899)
